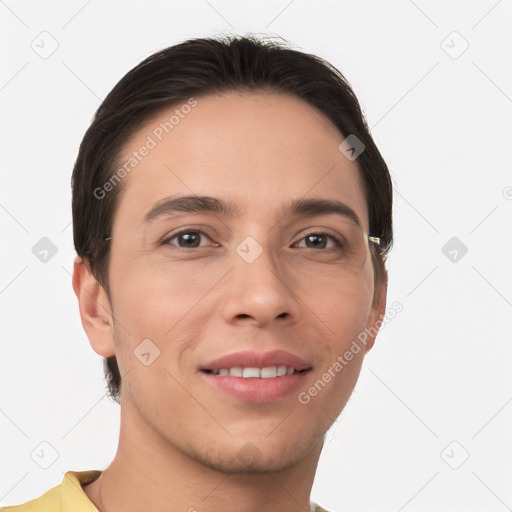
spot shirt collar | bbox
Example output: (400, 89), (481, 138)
(61, 470), (102, 511)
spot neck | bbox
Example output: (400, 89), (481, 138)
(83, 396), (323, 512)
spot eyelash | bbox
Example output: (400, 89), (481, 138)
(161, 229), (346, 251)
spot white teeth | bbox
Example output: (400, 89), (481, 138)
(229, 367), (243, 377)
(260, 366), (278, 378)
(277, 365), (288, 377)
(242, 367), (260, 378)
(210, 365), (301, 378)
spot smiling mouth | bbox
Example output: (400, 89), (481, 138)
(200, 366), (312, 402)
(201, 366), (311, 378)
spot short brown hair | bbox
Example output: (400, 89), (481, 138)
(71, 34), (393, 403)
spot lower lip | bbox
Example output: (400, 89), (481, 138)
(200, 371), (311, 403)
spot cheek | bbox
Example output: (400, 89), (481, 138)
(108, 262), (199, 402)
(301, 267), (374, 333)
(109, 255), (220, 337)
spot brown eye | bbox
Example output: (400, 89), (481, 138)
(163, 230), (215, 249)
(295, 232), (343, 250)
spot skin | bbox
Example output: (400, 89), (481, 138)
(73, 91), (387, 512)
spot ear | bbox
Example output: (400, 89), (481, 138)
(363, 271), (388, 353)
(72, 255), (115, 357)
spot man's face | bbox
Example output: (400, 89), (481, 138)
(99, 92), (386, 472)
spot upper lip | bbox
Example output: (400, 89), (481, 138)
(200, 349), (313, 371)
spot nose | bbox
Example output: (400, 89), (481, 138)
(221, 240), (300, 328)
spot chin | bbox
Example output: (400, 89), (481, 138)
(197, 448), (306, 475)
(188, 433), (319, 475)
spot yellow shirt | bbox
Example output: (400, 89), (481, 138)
(1, 471), (101, 512)
(0, 470), (331, 512)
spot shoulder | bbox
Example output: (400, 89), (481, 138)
(0, 470), (101, 512)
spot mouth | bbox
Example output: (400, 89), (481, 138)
(199, 349), (313, 403)
(201, 366), (310, 378)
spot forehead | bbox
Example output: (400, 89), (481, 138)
(112, 91), (369, 230)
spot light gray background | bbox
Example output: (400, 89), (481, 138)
(1, 1), (511, 511)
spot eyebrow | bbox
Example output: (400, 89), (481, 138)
(142, 194), (362, 228)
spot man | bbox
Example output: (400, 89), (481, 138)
(3, 34), (392, 512)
